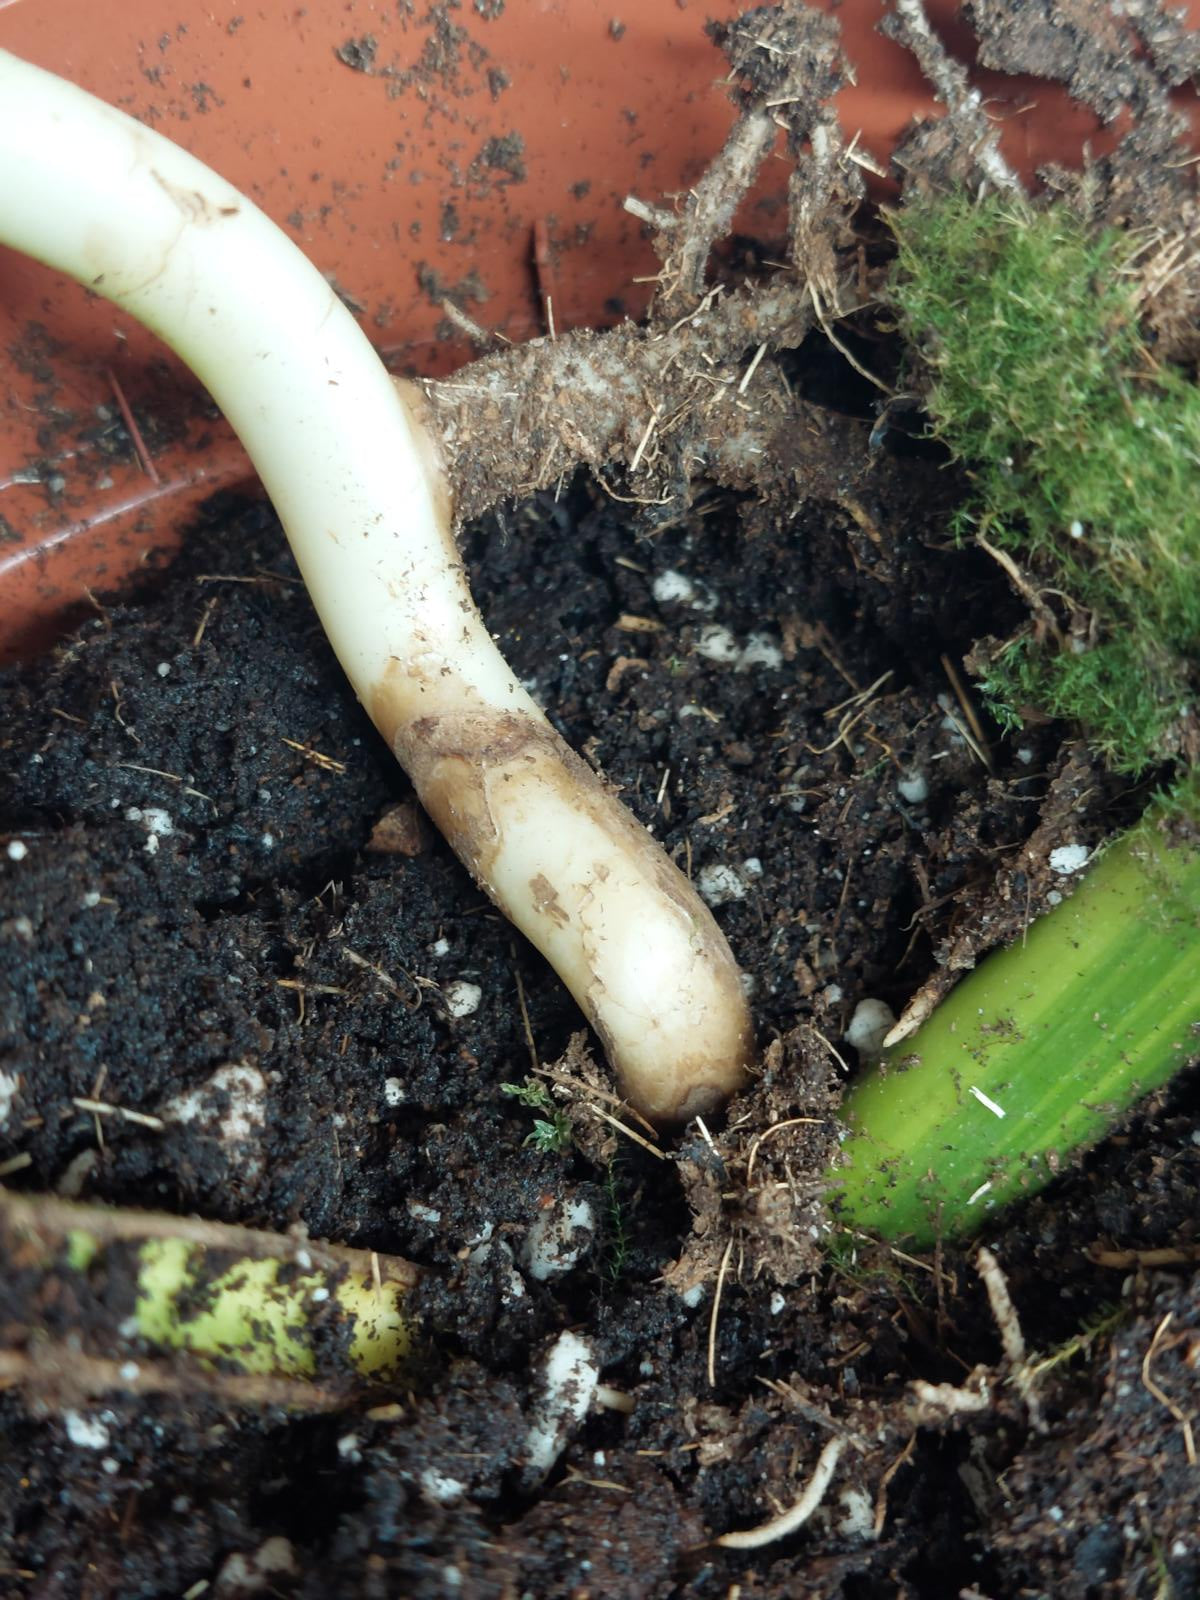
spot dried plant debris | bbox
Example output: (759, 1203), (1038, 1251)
(883, 0), (1020, 194)
(419, 0), (877, 523)
(992, 1272), (1200, 1597)
(667, 1029), (842, 1295)
(964, 0), (1197, 121)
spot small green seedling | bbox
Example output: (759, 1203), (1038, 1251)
(500, 1078), (573, 1154)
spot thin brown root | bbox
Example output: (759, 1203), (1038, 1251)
(708, 1238), (735, 1389)
(1141, 1312), (1198, 1467)
(744, 1117), (825, 1188)
(941, 653), (992, 771)
(975, 531), (1064, 648)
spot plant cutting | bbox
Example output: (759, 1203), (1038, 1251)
(1, 16), (1194, 1239)
(0, 47), (752, 1127)
(1, 0), (1194, 1184)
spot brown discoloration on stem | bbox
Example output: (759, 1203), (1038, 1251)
(0, 1346), (356, 1413)
(530, 873), (570, 927)
(366, 659), (752, 1122)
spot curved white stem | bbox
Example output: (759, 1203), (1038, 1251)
(0, 49), (752, 1122)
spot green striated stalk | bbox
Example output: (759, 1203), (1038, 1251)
(832, 787), (1200, 1246)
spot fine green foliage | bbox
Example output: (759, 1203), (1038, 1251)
(602, 1157), (630, 1286)
(500, 1077), (573, 1154)
(1025, 1303), (1125, 1384)
(832, 782), (1200, 1245)
(890, 192), (1200, 772)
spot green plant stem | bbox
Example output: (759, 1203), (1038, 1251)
(832, 787), (1200, 1246)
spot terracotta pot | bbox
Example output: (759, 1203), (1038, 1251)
(1, 0), (1197, 660)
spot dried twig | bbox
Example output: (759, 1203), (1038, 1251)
(1088, 1243), (1200, 1269)
(584, 1102), (667, 1160)
(71, 1097), (165, 1131)
(941, 653), (992, 771)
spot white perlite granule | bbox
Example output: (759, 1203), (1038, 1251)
(1049, 843), (1090, 875)
(443, 979), (482, 1018)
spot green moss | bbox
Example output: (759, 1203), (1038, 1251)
(890, 192), (1200, 772)
(980, 634), (1180, 764)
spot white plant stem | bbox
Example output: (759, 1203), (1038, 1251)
(0, 49), (752, 1122)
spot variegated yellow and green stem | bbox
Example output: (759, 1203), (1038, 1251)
(4, 1192), (416, 1380)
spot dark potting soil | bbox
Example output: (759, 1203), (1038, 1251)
(1, 449), (1198, 1597)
